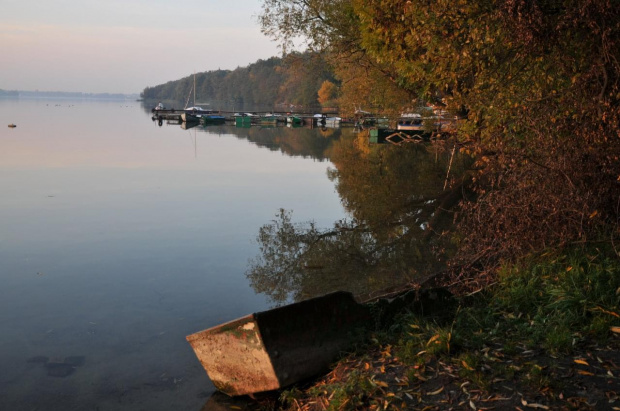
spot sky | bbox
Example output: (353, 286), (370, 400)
(0, 0), (282, 94)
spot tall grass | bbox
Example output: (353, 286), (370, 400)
(455, 244), (620, 353)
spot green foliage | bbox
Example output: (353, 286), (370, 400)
(282, 368), (378, 410)
(455, 245), (620, 353)
(397, 318), (453, 365)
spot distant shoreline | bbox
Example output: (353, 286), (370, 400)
(0, 90), (139, 100)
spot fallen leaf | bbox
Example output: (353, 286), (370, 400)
(574, 359), (589, 366)
(428, 387), (444, 396)
(525, 403), (550, 409)
(462, 360), (474, 370)
(611, 326), (620, 334)
(577, 370), (595, 376)
(427, 334), (440, 346)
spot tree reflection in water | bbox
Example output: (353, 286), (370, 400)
(247, 132), (473, 305)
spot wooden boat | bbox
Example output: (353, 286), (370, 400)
(186, 291), (371, 396)
(187, 287), (454, 397)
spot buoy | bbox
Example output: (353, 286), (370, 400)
(8, 124), (16, 128)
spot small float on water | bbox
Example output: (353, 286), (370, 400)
(8, 124), (16, 128)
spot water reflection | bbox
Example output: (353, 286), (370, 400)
(157, 120), (345, 162)
(0, 99), (347, 411)
(247, 133), (473, 305)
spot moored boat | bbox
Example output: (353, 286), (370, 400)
(397, 113), (424, 131)
(286, 116), (302, 126)
(199, 115), (226, 125)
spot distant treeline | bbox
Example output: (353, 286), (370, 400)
(0, 90), (19, 97)
(140, 54), (336, 111)
(0, 89), (138, 99)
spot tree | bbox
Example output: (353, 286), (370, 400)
(317, 80), (338, 106)
(259, 0), (415, 115)
(353, 0), (620, 286)
(260, 0), (620, 288)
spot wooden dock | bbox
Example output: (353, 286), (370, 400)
(151, 109), (356, 128)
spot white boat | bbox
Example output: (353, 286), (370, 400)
(314, 114), (341, 126)
(397, 113), (424, 131)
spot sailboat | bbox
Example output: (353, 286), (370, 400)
(181, 72), (213, 123)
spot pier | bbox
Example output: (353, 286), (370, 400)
(151, 109), (355, 128)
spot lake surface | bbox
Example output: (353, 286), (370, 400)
(0, 99), (349, 410)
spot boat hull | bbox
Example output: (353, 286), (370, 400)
(186, 291), (370, 396)
(181, 112), (200, 123)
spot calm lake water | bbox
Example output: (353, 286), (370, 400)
(0, 99), (349, 410)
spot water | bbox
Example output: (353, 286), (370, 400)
(0, 99), (347, 410)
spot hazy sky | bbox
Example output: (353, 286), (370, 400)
(0, 0), (281, 94)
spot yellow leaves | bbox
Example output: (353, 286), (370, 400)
(461, 360), (474, 370)
(427, 334), (441, 346)
(577, 370), (595, 376)
(573, 359), (589, 366)
(611, 326), (620, 334)
(589, 210), (598, 219)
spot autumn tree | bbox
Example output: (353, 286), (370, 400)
(317, 80), (338, 106)
(260, 0), (416, 115)
(353, 0), (620, 284)
(261, 0), (620, 288)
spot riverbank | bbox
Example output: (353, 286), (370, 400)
(245, 243), (620, 410)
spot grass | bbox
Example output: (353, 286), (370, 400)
(272, 243), (620, 410)
(473, 244), (620, 353)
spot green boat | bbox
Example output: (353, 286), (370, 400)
(235, 116), (252, 127)
(200, 115), (226, 125)
(286, 116), (302, 126)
